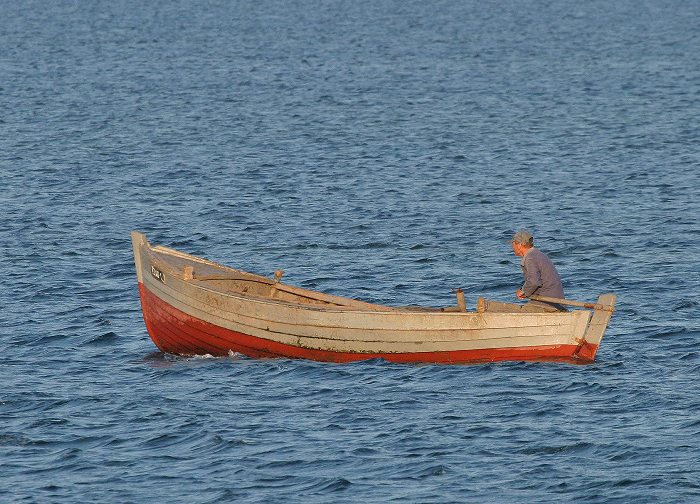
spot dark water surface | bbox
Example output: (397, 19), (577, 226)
(2, 0), (699, 502)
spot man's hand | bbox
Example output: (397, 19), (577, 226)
(516, 289), (527, 300)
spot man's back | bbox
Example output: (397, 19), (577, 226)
(521, 247), (565, 299)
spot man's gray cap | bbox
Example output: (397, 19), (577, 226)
(512, 229), (534, 245)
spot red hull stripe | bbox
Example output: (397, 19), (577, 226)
(138, 283), (595, 364)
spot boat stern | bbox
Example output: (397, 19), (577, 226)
(574, 293), (617, 362)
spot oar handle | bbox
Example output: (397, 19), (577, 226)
(530, 294), (615, 312)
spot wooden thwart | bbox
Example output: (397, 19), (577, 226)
(530, 294), (615, 312)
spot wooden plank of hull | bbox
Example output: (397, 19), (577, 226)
(139, 283), (589, 364)
(139, 270), (592, 353)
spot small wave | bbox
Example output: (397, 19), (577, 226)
(672, 300), (699, 310)
(304, 477), (352, 493)
(518, 442), (594, 456)
(33, 333), (70, 345)
(85, 331), (119, 346)
(0, 434), (31, 446)
(415, 464), (448, 478)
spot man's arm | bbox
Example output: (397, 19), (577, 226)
(520, 255), (543, 298)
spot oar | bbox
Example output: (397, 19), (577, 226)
(530, 294), (614, 312)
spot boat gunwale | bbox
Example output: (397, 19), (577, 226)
(138, 233), (603, 320)
(140, 253), (590, 325)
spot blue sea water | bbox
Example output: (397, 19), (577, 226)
(2, 0), (699, 502)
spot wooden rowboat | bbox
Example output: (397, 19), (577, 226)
(131, 231), (616, 364)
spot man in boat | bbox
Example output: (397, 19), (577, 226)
(480, 230), (566, 313)
(511, 229), (566, 312)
